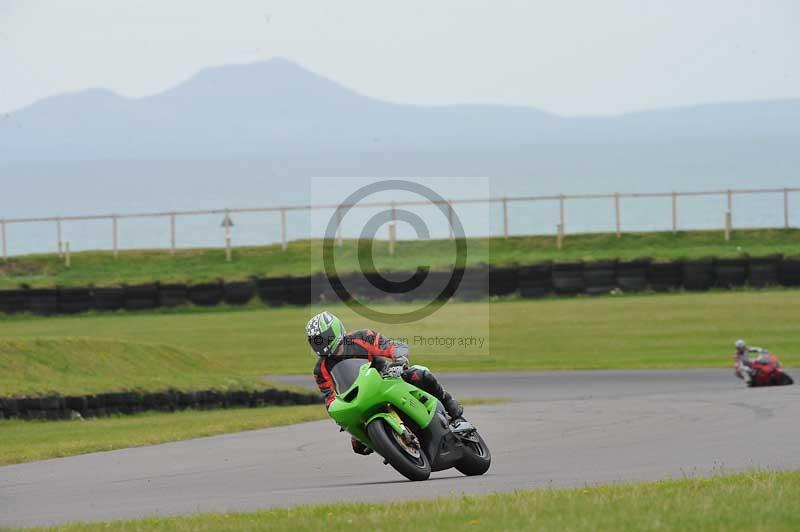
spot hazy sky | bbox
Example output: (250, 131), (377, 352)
(1, 0), (797, 115)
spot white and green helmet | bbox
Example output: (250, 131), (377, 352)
(306, 311), (346, 357)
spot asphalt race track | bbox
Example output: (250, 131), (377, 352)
(2, 369), (799, 528)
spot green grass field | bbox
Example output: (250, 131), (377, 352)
(0, 405), (325, 465)
(0, 337), (264, 396)
(1, 228), (798, 288)
(2, 290), (799, 397)
(22, 470), (800, 532)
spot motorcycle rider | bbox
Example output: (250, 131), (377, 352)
(307, 310), (464, 456)
(733, 339), (767, 384)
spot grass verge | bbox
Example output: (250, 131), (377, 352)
(1, 228), (799, 288)
(21, 470), (800, 531)
(0, 405), (325, 466)
(1, 290), (798, 396)
(0, 337), (264, 397)
(0, 398), (502, 466)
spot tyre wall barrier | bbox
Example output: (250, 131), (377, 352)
(2, 255), (800, 317)
(256, 277), (289, 306)
(489, 266), (518, 296)
(28, 289), (59, 315)
(682, 259), (715, 291)
(0, 289), (28, 314)
(0, 388), (322, 420)
(552, 262), (584, 296)
(124, 284), (159, 311)
(517, 263), (552, 298)
(58, 288), (93, 314)
(714, 258), (749, 288)
(616, 259), (651, 292)
(223, 280), (256, 305)
(583, 260), (617, 296)
(93, 287), (125, 311)
(187, 282), (224, 306)
(648, 261), (683, 291)
(454, 266), (489, 301)
(158, 283), (188, 307)
(748, 255), (781, 287)
(780, 258), (800, 287)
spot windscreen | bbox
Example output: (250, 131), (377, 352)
(330, 358), (368, 394)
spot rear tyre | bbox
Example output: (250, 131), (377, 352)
(455, 431), (492, 476)
(366, 418), (431, 481)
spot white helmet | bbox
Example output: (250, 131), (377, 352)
(735, 339), (746, 352)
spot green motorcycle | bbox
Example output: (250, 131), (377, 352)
(327, 359), (491, 481)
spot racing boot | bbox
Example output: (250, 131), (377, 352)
(441, 391), (464, 422)
(403, 365), (463, 420)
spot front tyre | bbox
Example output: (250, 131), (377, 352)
(779, 373), (794, 386)
(366, 418), (431, 481)
(455, 431), (491, 476)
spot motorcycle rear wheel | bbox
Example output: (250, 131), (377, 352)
(455, 431), (492, 476)
(367, 418), (431, 481)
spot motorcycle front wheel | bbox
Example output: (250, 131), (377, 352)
(367, 418), (431, 481)
(455, 430), (492, 476)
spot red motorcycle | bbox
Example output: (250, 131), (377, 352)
(746, 351), (794, 387)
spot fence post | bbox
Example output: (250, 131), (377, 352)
(502, 197), (509, 239)
(65, 241), (71, 268)
(56, 218), (63, 257)
(112, 215), (118, 258)
(784, 188), (790, 229)
(727, 189), (733, 224)
(725, 211), (732, 241)
(672, 191), (677, 233)
(556, 223), (564, 250)
(170, 214), (176, 255)
(224, 209), (232, 262)
(614, 193), (621, 238)
(1, 219), (6, 262)
(559, 194), (565, 232)
(280, 208), (287, 251)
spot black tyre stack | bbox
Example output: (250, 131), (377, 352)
(616, 259), (651, 292)
(0, 289), (28, 314)
(158, 283), (188, 307)
(779, 257), (800, 287)
(518, 263), (552, 298)
(223, 280), (256, 305)
(682, 259), (715, 291)
(648, 261), (683, 291)
(93, 287), (125, 311)
(27, 288), (59, 315)
(455, 265), (489, 301)
(583, 260), (617, 296)
(489, 265), (518, 297)
(187, 282), (224, 306)
(748, 255), (781, 287)
(123, 284), (159, 311)
(256, 277), (288, 306)
(714, 258), (748, 288)
(58, 288), (93, 314)
(551, 262), (584, 296)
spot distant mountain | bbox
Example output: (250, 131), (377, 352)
(2, 57), (799, 163)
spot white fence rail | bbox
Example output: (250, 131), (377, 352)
(1, 186), (797, 261)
